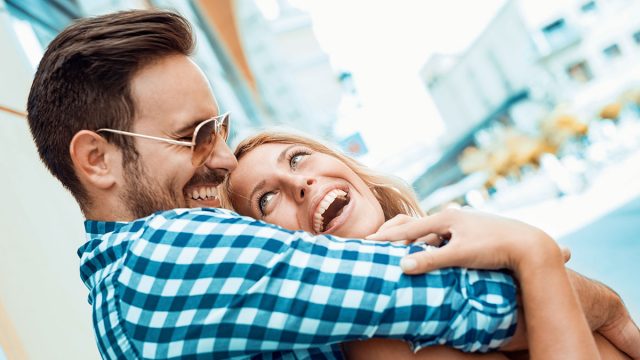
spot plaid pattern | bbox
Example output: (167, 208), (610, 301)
(79, 208), (518, 359)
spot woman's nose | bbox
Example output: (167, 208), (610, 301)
(295, 177), (315, 202)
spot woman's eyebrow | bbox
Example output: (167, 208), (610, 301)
(277, 144), (298, 163)
(247, 144), (298, 209)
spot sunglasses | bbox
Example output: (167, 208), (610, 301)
(97, 112), (230, 167)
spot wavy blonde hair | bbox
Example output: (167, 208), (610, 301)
(221, 132), (424, 219)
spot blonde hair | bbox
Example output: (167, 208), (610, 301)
(221, 132), (425, 219)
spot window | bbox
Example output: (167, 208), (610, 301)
(542, 19), (566, 36)
(566, 61), (593, 83)
(5, 0), (81, 47)
(541, 18), (579, 51)
(602, 43), (622, 60)
(580, 1), (598, 13)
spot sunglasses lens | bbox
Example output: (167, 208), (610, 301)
(218, 116), (229, 141)
(192, 120), (217, 166)
(191, 114), (230, 166)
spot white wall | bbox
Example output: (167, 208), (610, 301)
(0, 2), (99, 359)
(425, 0), (539, 145)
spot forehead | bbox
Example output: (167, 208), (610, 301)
(228, 143), (287, 211)
(130, 54), (218, 132)
(231, 143), (287, 186)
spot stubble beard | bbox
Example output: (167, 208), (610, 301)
(121, 159), (185, 219)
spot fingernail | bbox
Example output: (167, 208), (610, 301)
(400, 258), (417, 272)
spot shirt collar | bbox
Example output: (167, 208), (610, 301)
(84, 219), (129, 238)
(78, 220), (130, 258)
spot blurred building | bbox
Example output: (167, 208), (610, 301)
(420, 0), (541, 147)
(415, 0), (544, 200)
(234, 0), (342, 138)
(414, 0), (640, 203)
(525, 0), (640, 112)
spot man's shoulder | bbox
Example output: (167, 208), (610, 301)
(143, 207), (246, 227)
(137, 207), (291, 241)
(151, 207), (238, 220)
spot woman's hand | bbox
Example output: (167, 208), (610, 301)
(366, 208), (563, 275)
(368, 208), (603, 358)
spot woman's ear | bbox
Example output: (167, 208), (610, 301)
(69, 130), (119, 190)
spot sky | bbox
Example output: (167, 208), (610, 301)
(280, 0), (508, 169)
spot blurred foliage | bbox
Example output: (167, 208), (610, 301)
(458, 87), (640, 191)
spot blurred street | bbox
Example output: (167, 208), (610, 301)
(560, 195), (640, 322)
(497, 148), (640, 321)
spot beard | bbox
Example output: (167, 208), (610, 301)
(120, 159), (185, 219)
(120, 158), (228, 219)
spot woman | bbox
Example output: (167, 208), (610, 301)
(221, 131), (628, 359)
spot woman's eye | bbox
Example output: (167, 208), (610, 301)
(258, 192), (275, 215)
(290, 153), (308, 169)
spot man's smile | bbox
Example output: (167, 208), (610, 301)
(187, 184), (219, 200)
(183, 168), (228, 207)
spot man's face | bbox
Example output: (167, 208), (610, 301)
(119, 54), (237, 218)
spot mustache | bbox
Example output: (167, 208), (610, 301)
(184, 168), (227, 189)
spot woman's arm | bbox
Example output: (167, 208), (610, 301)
(343, 334), (631, 359)
(344, 339), (508, 359)
(367, 209), (599, 359)
(513, 235), (597, 359)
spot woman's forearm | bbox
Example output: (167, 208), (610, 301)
(515, 239), (599, 359)
(344, 339), (509, 359)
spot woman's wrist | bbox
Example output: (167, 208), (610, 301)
(511, 230), (564, 277)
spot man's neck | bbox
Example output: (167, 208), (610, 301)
(84, 198), (137, 222)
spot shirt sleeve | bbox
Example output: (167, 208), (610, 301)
(116, 208), (518, 358)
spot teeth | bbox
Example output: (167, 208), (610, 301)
(313, 189), (347, 233)
(189, 186), (220, 201)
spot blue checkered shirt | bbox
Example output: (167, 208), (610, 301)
(79, 208), (518, 359)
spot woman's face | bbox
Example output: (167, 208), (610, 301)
(228, 143), (385, 238)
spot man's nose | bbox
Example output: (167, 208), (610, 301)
(294, 177), (315, 203)
(203, 134), (238, 174)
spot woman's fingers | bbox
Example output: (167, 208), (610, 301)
(416, 233), (443, 246)
(400, 244), (462, 274)
(366, 211), (454, 241)
(375, 214), (414, 234)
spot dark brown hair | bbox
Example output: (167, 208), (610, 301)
(27, 10), (194, 210)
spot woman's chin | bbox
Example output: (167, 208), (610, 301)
(330, 226), (378, 240)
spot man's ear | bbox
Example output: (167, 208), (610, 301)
(69, 130), (120, 190)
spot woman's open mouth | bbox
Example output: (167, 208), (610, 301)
(312, 189), (351, 233)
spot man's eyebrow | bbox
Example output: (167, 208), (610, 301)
(173, 121), (199, 135)
(173, 112), (219, 135)
(249, 179), (266, 209)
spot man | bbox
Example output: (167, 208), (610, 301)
(26, 9), (637, 359)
